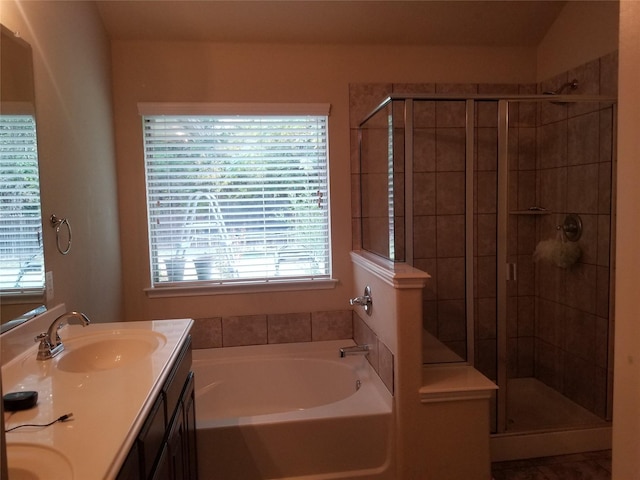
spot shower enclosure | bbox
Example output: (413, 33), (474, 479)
(357, 87), (616, 445)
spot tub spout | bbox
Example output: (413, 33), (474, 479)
(339, 344), (370, 358)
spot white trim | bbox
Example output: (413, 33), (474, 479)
(350, 250), (430, 289)
(420, 364), (497, 404)
(138, 102), (331, 116)
(145, 278), (338, 298)
(0, 101), (35, 115)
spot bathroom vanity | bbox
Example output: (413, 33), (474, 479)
(1, 306), (194, 479)
(117, 334), (197, 480)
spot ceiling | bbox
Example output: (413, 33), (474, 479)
(96, 1), (568, 47)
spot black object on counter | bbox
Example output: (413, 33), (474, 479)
(3, 391), (38, 411)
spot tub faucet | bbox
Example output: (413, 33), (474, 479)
(339, 344), (370, 358)
(35, 311), (91, 360)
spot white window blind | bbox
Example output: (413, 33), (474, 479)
(141, 104), (331, 287)
(0, 114), (44, 293)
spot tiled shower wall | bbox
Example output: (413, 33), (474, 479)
(350, 52), (617, 418)
(530, 54), (617, 418)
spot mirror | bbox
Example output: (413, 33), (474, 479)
(0, 24), (46, 331)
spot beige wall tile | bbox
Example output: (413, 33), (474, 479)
(538, 121), (568, 169)
(311, 310), (353, 341)
(567, 163), (600, 213)
(517, 127), (537, 170)
(436, 128), (466, 171)
(437, 257), (465, 299)
(568, 111), (599, 165)
(349, 83), (392, 128)
(477, 127), (498, 170)
(222, 314), (267, 347)
(477, 214), (497, 256)
(565, 263), (598, 314)
(598, 162), (612, 214)
(476, 297), (497, 340)
(563, 308), (597, 360)
(413, 172), (436, 216)
(267, 312), (311, 344)
(413, 128), (436, 172)
(437, 299), (466, 342)
(378, 340), (395, 394)
(353, 313), (379, 373)
(436, 171), (465, 214)
(191, 317), (222, 349)
(436, 215), (465, 257)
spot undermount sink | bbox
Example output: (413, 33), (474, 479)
(7, 443), (74, 479)
(56, 332), (166, 373)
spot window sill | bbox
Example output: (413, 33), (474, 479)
(0, 290), (45, 303)
(144, 278), (339, 298)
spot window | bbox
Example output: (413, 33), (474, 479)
(140, 103), (331, 288)
(0, 114), (44, 294)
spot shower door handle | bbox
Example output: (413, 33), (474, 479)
(506, 263), (517, 281)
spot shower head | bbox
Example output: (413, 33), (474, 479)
(543, 79), (579, 96)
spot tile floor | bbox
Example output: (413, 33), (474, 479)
(492, 450), (611, 480)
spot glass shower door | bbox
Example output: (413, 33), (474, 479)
(499, 98), (615, 433)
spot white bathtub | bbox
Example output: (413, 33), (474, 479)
(193, 339), (394, 480)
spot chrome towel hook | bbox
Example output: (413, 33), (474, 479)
(50, 214), (72, 255)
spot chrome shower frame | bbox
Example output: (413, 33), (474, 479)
(358, 92), (617, 451)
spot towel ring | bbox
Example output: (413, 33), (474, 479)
(50, 214), (72, 255)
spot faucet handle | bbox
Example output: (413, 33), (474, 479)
(34, 331), (60, 346)
(350, 285), (372, 316)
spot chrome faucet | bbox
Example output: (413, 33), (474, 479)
(35, 311), (91, 360)
(350, 285), (372, 315)
(339, 344), (370, 358)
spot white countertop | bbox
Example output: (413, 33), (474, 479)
(2, 316), (193, 479)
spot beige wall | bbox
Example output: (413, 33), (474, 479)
(612, 2), (640, 478)
(537, 1), (620, 81)
(111, 41), (535, 321)
(0, 1), (122, 323)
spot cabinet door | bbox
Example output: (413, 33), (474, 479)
(139, 394), (166, 479)
(151, 444), (172, 480)
(115, 442), (141, 480)
(183, 373), (198, 480)
(167, 401), (187, 480)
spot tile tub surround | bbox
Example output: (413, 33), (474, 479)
(189, 309), (353, 348)
(349, 52), (617, 419)
(353, 311), (395, 394)
(190, 309), (396, 394)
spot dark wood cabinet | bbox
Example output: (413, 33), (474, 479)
(117, 336), (197, 480)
